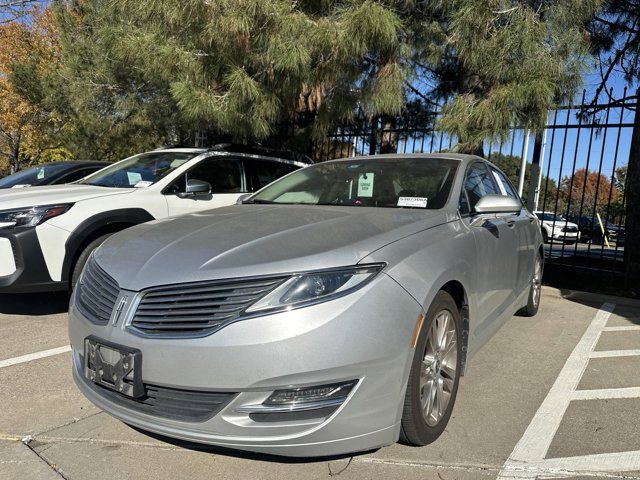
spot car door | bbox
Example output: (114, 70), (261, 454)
(461, 162), (519, 328)
(164, 156), (247, 217)
(488, 165), (534, 295)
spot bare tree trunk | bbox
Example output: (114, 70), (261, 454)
(624, 89), (640, 292)
(379, 115), (398, 154)
(9, 134), (21, 174)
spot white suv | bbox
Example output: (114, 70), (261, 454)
(0, 145), (309, 293)
(534, 211), (579, 244)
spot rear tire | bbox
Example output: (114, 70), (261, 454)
(70, 233), (114, 290)
(516, 252), (543, 317)
(400, 291), (462, 446)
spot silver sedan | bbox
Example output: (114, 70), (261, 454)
(68, 153), (543, 457)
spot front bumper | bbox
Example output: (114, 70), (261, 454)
(0, 227), (65, 293)
(550, 230), (579, 242)
(69, 273), (422, 457)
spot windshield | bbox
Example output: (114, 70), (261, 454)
(536, 213), (566, 222)
(249, 157), (459, 209)
(80, 152), (197, 188)
(0, 163), (71, 188)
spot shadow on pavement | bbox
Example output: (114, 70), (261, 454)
(555, 288), (640, 326)
(0, 292), (69, 315)
(129, 425), (377, 464)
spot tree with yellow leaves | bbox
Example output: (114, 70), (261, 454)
(0, 8), (68, 175)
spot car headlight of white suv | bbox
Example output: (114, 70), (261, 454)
(0, 204), (73, 229)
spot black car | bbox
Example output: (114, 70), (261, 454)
(569, 215), (624, 245)
(0, 161), (108, 189)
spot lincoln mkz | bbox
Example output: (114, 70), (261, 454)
(69, 153), (543, 457)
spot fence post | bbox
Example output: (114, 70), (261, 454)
(624, 88), (640, 291)
(526, 131), (543, 212)
(368, 116), (378, 155)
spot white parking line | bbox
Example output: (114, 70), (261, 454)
(497, 303), (615, 479)
(590, 349), (640, 358)
(571, 386), (640, 400)
(0, 346), (71, 369)
(602, 325), (640, 331)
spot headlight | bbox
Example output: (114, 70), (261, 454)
(0, 204), (73, 229)
(245, 263), (385, 314)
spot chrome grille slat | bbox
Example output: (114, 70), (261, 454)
(143, 279), (283, 298)
(137, 295), (263, 308)
(131, 276), (287, 337)
(136, 305), (248, 316)
(76, 258), (120, 325)
(140, 290), (270, 304)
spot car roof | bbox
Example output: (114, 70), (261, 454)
(325, 152), (484, 165)
(32, 160), (109, 167)
(154, 144), (314, 164)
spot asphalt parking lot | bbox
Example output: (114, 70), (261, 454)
(2, 287), (640, 480)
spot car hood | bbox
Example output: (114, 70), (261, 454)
(0, 183), (135, 210)
(95, 204), (453, 291)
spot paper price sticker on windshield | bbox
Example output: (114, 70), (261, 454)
(357, 173), (375, 197)
(134, 180), (153, 188)
(397, 197), (428, 208)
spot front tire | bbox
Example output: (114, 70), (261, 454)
(400, 291), (462, 446)
(70, 233), (114, 290)
(516, 252), (543, 317)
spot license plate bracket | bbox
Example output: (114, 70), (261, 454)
(84, 336), (144, 398)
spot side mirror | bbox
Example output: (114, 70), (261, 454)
(178, 179), (211, 198)
(236, 193), (252, 204)
(474, 194), (521, 214)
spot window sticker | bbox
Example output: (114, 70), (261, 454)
(134, 180), (153, 188)
(127, 171), (143, 185)
(397, 196), (428, 208)
(36, 168), (45, 180)
(357, 173), (374, 197)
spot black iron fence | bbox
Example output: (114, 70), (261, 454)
(309, 88), (639, 292)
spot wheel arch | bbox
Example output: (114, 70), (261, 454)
(61, 208), (155, 283)
(439, 280), (470, 375)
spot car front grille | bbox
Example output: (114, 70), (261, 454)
(76, 257), (120, 325)
(79, 358), (236, 422)
(130, 276), (288, 337)
(562, 226), (578, 233)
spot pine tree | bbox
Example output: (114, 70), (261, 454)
(8, 0), (600, 160)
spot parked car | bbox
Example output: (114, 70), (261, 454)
(606, 222), (625, 246)
(566, 215), (624, 246)
(0, 144), (310, 293)
(69, 153), (543, 457)
(534, 211), (579, 244)
(0, 161), (108, 189)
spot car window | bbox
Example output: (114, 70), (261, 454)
(250, 160), (299, 190)
(490, 167), (520, 200)
(166, 158), (246, 194)
(82, 152), (196, 188)
(56, 166), (103, 184)
(0, 163), (71, 188)
(249, 157), (459, 209)
(464, 163), (499, 210)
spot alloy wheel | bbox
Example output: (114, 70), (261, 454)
(419, 309), (457, 426)
(532, 255), (542, 308)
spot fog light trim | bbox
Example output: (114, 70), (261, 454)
(235, 380), (358, 414)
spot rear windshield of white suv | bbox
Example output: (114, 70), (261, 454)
(81, 152), (197, 188)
